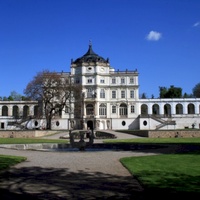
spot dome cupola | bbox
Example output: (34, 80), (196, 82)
(72, 43), (109, 64)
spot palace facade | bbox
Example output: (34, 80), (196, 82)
(1, 44), (200, 131)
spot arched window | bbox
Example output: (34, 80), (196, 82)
(23, 105), (29, 118)
(152, 104), (159, 115)
(119, 103), (127, 116)
(2, 106), (8, 116)
(176, 104), (183, 114)
(164, 104), (171, 116)
(99, 104), (107, 116)
(188, 103), (195, 114)
(141, 104), (148, 115)
(86, 104), (94, 115)
(13, 106), (19, 118)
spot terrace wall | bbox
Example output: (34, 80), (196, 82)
(0, 130), (58, 138)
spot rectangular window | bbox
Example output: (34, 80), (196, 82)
(1, 123), (5, 129)
(87, 88), (93, 98)
(121, 78), (125, 84)
(130, 77), (134, 84)
(121, 91), (125, 98)
(75, 78), (80, 83)
(130, 90), (134, 98)
(88, 79), (92, 83)
(112, 106), (116, 113)
(100, 89), (105, 98)
(112, 78), (116, 84)
(112, 91), (116, 98)
(100, 79), (105, 83)
(65, 106), (69, 113)
(131, 105), (135, 113)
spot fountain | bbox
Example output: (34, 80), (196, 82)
(69, 130), (94, 151)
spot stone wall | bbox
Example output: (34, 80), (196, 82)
(128, 130), (200, 138)
(0, 130), (59, 138)
(148, 130), (200, 138)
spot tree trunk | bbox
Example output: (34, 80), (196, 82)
(46, 115), (52, 130)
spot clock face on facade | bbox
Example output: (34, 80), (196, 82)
(100, 67), (104, 72)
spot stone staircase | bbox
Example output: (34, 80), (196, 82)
(149, 115), (176, 130)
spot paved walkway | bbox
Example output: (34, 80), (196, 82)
(0, 131), (172, 199)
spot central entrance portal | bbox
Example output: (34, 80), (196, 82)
(87, 120), (93, 130)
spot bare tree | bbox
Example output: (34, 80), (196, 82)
(24, 70), (82, 130)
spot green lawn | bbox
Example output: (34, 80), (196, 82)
(0, 138), (68, 144)
(0, 155), (27, 170)
(112, 137), (200, 194)
(120, 153), (200, 193)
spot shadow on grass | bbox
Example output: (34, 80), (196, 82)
(136, 170), (200, 195)
(0, 166), (199, 200)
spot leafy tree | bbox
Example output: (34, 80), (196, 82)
(3, 96), (8, 101)
(159, 85), (182, 98)
(192, 82), (200, 97)
(140, 93), (147, 99)
(183, 92), (193, 98)
(0, 91), (25, 101)
(7, 96), (14, 101)
(24, 70), (82, 130)
(159, 87), (168, 98)
(10, 91), (23, 100)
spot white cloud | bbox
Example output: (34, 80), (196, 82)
(146, 31), (162, 41)
(193, 21), (200, 27)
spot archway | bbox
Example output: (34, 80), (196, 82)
(87, 120), (93, 130)
(188, 103), (195, 114)
(152, 104), (159, 115)
(164, 104), (171, 117)
(176, 103), (183, 114)
(2, 106), (8, 116)
(141, 104), (148, 115)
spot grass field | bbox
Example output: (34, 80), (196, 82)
(0, 155), (26, 170)
(105, 137), (200, 194)
(0, 138), (68, 144)
(120, 152), (200, 193)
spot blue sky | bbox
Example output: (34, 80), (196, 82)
(0, 0), (199, 98)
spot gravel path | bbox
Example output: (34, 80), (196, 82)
(0, 131), (167, 199)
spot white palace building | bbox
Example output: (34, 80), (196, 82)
(1, 44), (200, 131)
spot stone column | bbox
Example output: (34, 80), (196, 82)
(8, 105), (12, 116)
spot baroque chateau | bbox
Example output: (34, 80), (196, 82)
(1, 44), (200, 131)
